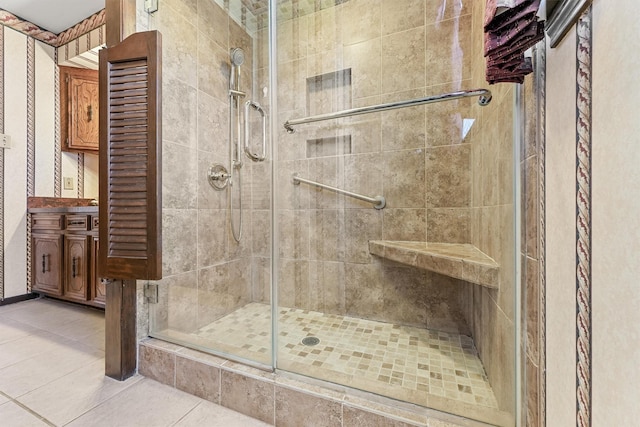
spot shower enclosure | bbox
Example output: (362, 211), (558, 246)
(148, 0), (520, 425)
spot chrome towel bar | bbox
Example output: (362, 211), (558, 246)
(292, 173), (386, 210)
(283, 89), (492, 133)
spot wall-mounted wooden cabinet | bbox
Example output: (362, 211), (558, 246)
(60, 66), (99, 153)
(30, 209), (103, 308)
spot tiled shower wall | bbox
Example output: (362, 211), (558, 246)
(145, 0), (265, 333)
(273, 0), (479, 335)
(458, 1), (517, 414)
(0, 24), (98, 300)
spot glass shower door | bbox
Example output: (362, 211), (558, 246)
(273, 1), (520, 426)
(148, 0), (273, 369)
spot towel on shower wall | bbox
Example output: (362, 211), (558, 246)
(484, 0), (544, 84)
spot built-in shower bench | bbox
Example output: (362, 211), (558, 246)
(369, 241), (499, 289)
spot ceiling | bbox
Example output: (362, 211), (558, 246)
(0, 0), (104, 34)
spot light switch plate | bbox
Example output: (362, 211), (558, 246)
(0, 133), (10, 149)
(64, 177), (74, 190)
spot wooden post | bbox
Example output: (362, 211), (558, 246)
(105, 279), (137, 380)
(103, 0), (139, 381)
(105, 0), (136, 48)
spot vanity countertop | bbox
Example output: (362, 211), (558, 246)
(28, 206), (98, 214)
(27, 197), (97, 213)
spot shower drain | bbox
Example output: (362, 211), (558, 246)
(301, 337), (320, 346)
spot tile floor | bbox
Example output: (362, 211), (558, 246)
(163, 303), (498, 412)
(0, 297), (269, 426)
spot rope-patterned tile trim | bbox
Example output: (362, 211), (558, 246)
(77, 153), (84, 198)
(54, 50), (61, 197)
(536, 41), (547, 427)
(575, 7), (592, 427)
(26, 37), (35, 293)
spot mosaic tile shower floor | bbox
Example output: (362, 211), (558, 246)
(173, 302), (499, 413)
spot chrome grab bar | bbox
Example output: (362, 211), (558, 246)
(292, 173), (386, 210)
(283, 89), (492, 133)
(244, 100), (267, 162)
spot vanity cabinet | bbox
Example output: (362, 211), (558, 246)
(60, 66), (99, 153)
(30, 208), (103, 308)
(32, 233), (64, 296)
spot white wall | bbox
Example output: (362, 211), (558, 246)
(591, 0), (640, 424)
(546, 0), (640, 424)
(3, 27), (28, 299)
(1, 25), (98, 299)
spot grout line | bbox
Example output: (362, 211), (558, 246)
(0, 390), (56, 427)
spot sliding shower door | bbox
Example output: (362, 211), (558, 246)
(273, 1), (520, 426)
(147, 0), (274, 369)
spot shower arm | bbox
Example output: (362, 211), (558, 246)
(283, 89), (492, 133)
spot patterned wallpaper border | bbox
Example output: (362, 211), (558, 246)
(0, 8), (105, 47)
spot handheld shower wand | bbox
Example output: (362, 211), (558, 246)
(229, 47), (246, 242)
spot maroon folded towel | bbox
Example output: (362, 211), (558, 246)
(485, 20), (545, 58)
(484, 0), (533, 30)
(485, 0), (541, 31)
(483, 0), (543, 85)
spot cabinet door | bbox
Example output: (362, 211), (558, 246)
(32, 234), (63, 296)
(60, 66), (99, 153)
(64, 235), (89, 302)
(90, 236), (106, 306)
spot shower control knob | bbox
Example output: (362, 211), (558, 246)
(208, 163), (230, 191)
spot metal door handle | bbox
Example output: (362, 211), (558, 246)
(42, 254), (46, 273)
(87, 105), (93, 121)
(72, 257), (77, 278)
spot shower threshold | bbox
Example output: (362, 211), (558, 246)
(155, 302), (511, 425)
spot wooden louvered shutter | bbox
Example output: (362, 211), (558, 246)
(99, 31), (162, 280)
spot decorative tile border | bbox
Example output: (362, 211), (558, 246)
(54, 50), (61, 197)
(77, 153), (84, 198)
(0, 8), (104, 47)
(575, 7), (592, 427)
(26, 37), (35, 293)
(536, 41), (547, 427)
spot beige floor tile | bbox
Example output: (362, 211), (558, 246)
(1, 300), (94, 332)
(53, 316), (105, 343)
(173, 400), (272, 427)
(0, 331), (76, 370)
(17, 359), (142, 426)
(0, 401), (50, 426)
(0, 340), (104, 398)
(66, 378), (201, 427)
(81, 329), (106, 351)
(0, 317), (38, 345)
(0, 392), (9, 405)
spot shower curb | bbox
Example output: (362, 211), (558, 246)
(138, 338), (500, 427)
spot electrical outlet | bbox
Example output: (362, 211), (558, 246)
(0, 133), (10, 149)
(64, 177), (74, 190)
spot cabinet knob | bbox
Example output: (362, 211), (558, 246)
(87, 104), (93, 122)
(42, 254), (46, 273)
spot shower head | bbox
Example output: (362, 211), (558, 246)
(230, 48), (245, 66)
